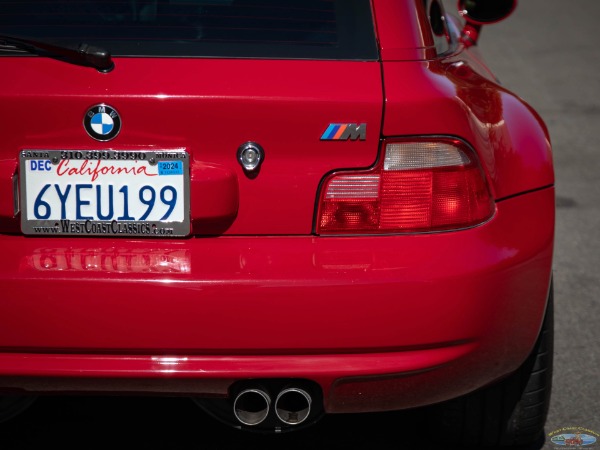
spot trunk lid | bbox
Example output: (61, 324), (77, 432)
(0, 57), (383, 235)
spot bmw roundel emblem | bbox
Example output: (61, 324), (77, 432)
(84, 104), (121, 141)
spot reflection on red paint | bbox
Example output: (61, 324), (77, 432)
(25, 248), (190, 273)
(151, 356), (190, 373)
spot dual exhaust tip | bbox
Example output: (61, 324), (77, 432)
(233, 386), (312, 427)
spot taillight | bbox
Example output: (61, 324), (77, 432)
(316, 138), (495, 234)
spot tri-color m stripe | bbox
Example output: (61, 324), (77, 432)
(321, 123), (367, 141)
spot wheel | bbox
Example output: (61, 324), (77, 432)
(426, 280), (554, 447)
(0, 396), (37, 424)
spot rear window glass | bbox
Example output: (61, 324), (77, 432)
(0, 0), (378, 60)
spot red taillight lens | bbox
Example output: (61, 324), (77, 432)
(317, 139), (495, 234)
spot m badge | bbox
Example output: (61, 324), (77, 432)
(321, 123), (366, 141)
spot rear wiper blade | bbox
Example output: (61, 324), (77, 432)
(0, 34), (114, 72)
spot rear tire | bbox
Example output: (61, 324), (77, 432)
(426, 280), (554, 447)
(0, 396), (37, 424)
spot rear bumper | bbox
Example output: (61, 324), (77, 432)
(0, 187), (554, 413)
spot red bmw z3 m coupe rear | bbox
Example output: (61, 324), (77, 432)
(0, 0), (554, 446)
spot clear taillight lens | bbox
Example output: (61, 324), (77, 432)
(316, 139), (495, 234)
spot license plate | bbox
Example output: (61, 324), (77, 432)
(19, 150), (190, 237)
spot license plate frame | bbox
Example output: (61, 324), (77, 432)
(19, 149), (191, 237)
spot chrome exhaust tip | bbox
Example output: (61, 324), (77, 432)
(274, 387), (312, 425)
(233, 388), (271, 426)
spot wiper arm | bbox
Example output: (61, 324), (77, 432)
(0, 34), (114, 72)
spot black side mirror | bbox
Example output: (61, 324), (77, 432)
(457, 0), (517, 46)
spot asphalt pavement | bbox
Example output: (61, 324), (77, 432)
(476, 0), (600, 446)
(0, 1), (598, 448)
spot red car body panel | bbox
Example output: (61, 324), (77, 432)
(372, 0), (437, 60)
(0, 58), (383, 235)
(0, 0), (554, 421)
(374, 0), (553, 198)
(382, 60), (554, 200)
(0, 187), (554, 412)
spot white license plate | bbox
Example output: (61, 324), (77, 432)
(19, 150), (190, 237)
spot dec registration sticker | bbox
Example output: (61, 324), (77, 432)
(19, 149), (190, 237)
